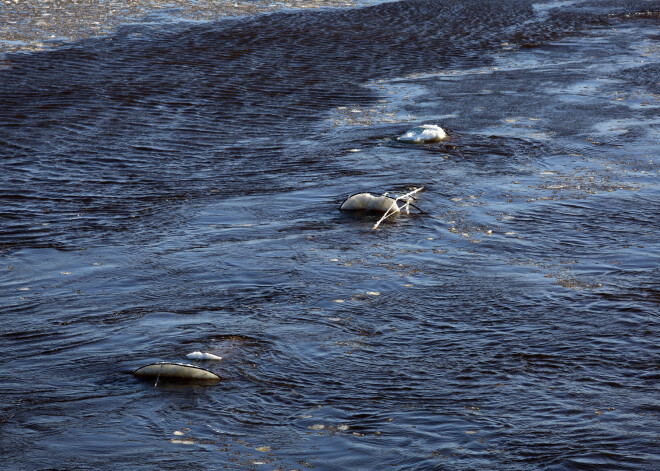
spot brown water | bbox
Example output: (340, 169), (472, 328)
(1, 1), (659, 469)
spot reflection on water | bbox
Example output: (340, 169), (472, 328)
(0, 0), (658, 469)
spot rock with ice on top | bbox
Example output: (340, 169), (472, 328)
(339, 193), (400, 213)
(133, 362), (221, 381)
(398, 124), (447, 143)
(186, 351), (223, 361)
(340, 187), (424, 230)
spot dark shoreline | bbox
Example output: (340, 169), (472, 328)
(0, 0), (372, 55)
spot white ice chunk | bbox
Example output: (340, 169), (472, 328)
(186, 351), (223, 361)
(398, 124), (447, 143)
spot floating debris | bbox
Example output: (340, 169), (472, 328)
(397, 124), (447, 143)
(186, 351), (223, 361)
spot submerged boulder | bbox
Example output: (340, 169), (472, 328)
(133, 362), (221, 382)
(340, 193), (400, 213)
(340, 187), (424, 230)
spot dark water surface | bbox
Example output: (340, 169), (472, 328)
(1, 0), (659, 469)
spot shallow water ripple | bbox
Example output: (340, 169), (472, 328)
(1, 0), (659, 469)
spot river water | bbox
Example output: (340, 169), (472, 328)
(1, 0), (658, 469)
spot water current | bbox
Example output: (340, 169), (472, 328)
(1, 0), (659, 469)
